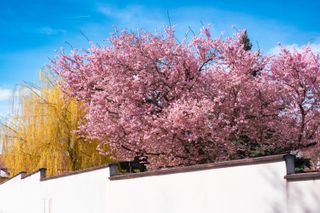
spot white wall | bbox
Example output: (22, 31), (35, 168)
(0, 157), (319, 213)
(0, 173), (29, 213)
(107, 162), (287, 213)
(41, 168), (109, 213)
(0, 167), (110, 213)
(287, 179), (320, 213)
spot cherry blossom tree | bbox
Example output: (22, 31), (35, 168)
(269, 47), (320, 167)
(52, 28), (320, 168)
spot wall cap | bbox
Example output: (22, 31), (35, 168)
(41, 164), (110, 181)
(110, 154), (285, 181)
(21, 168), (46, 179)
(0, 171), (26, 185)
(285, 171), (320, 181)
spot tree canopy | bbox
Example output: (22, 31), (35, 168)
(53, 28), (320, 169)
(1, 71), (112, 176)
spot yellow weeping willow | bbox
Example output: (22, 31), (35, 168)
(1, 70), (112, 177)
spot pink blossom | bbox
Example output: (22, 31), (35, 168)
(53, 28), (320, 168)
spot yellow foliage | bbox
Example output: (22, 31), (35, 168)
(1, 70), (113, 177)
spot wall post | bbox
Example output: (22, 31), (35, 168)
(39, 168), (47, 179)
(283, 154), (295, 175)
(109, 164), (118, 177)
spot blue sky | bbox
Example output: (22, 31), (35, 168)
(0, 0), (319, 117)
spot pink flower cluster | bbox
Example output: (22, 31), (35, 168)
(52, 28), (320, 168)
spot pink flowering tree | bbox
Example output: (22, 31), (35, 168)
(269, 47), (320, 167)
(52, 28), (320, 168)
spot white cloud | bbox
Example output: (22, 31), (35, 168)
(0, 88), (11, 102)
(268, 42), (320, 55)
(0, 88), (12, 119)
(0, 103), (10, 118)
(97, 5), (144, 23)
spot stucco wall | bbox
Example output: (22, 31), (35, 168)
(107, 161), (287, 213)
(41, 168), (109, 213)
(0, 156), (319, 213)
(0, 167), (110, 213)
(287, 177), (320, 213)
(0, 173), (30, 213)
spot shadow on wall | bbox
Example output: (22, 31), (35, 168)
(286, 180), (320, 213)
(261, 163), (320, 213)
(259, 165), (286, 213)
